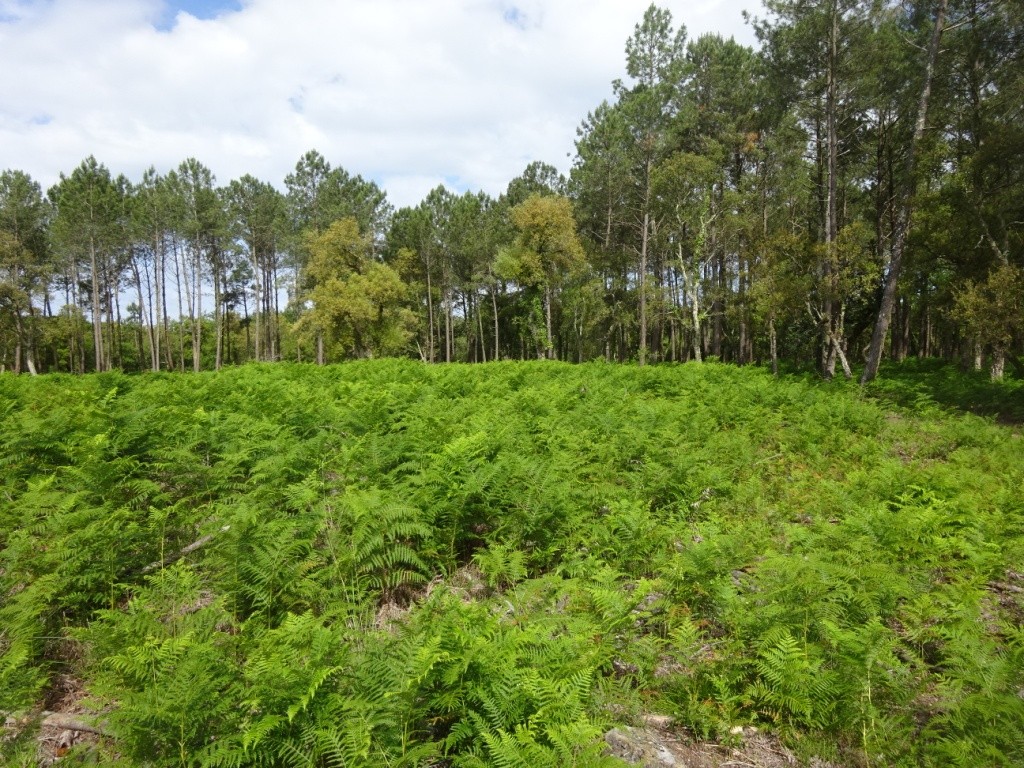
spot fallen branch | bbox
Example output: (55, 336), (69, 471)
(139, 525), (230, 575)
(989, 581), (1024, 595)
(39, 712), (110, 737)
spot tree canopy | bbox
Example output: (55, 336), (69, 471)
(1, 1), (1021, 379)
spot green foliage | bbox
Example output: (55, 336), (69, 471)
(298, 217), (414, 360)
(1, 360), (1022, 766)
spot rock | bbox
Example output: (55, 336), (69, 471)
(605, 726), (685, 768)
(728, 724), (759, 740)
(642, 714), (674, 730)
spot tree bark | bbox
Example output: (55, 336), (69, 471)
(638, 177), (651, 366)
(861, 0), (948, 383)
(89, 236), (104, 372)
(492, 280), (500, 362)
(822, 4), (839, 380)
(191, 245), (202, 372)
(991, 347), (1005, 381)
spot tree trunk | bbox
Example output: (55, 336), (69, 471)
(639, 178), (651, 366)
(544, 283), (554, 359)
(110, 263), (122, 371)
(273, 261), (281, 361)
(89, 236), (105, 372)
(173, 239), (186, 371)
(477, 291), (487, 363)
(737, 256), (747, 365)
(130, 255), (150, 372)
(991, 347), (1005, 381)
(822, 6), (840, 380)
(861, 0), (948, 383)
(444, 289), (452, 363)
(678, 251), (702, 364)
(492, 281), (500, 362)
(13, 308), (23, 374)
(425, 258), (436, 363)
(192, 246), (202, 373)
(213, 254), (223, 371)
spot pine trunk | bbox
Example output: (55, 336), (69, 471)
(861, 0), (948, 383)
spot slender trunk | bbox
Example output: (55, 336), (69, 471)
(242, 292), (251, 362)
(463, 293), (473, 362)
(862, 0), (947, 383)
(173, 239), (186, 372)
(477, 291), (487, 363)
(26, 297), (39, 375)
(109, 261), (121, 371)
(639, 208), (650, 366)
(444, 288), (452, 363)
(89, 236), (105, 372)
(544, 283), (554, 359)
(712, 252), (724, 359)
(491, 281), (500, 362)
(679, 251), (702, 364)
(991, 346), (1005, 381)
(252, 253), (262, 362)
(192, 246), (202, 372)
(425, 259), (436, 363)
(70, 261), (83, 373)
(14, 310), (23, 374)
(160, 239), (173, 370)
(738, 256), (747, 365)
(769, 316), (778, 376)
(900, 295), (912, 361)
(833, 334), (852, 379)
(822, 6), (839, 380)
(213, 251), (223, 371)
(273, 261), (281, 360)
(143, 248), (158, 371)
(918, 302), (929, 358)
(130, 255), (151, 372)
(265, 264), (272, 360)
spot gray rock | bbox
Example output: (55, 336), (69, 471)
(604, 726), (685, 768)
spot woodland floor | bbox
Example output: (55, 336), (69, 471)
(1, 359), (1022, 767)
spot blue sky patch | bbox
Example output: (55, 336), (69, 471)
(502, 5), (527, 30)
(154, 0), (243, 31)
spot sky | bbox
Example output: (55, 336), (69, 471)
(0, 0), (766, 209)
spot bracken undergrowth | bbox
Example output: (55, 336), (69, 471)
(1, 360), (1021, 766)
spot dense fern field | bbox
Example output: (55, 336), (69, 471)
(1, 361), (1022, 767)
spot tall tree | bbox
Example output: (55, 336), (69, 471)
(285, 150), (392, 362)
(226, 175), (285, 363)
(861, 0), (950, 383)
(0, 170), (50, 374)
(499, 194), (586, 359)
(132, 168), (176, 371)
(300, 218), (411, 359)
(571, 101), (635, 361)
(651, 152), (721, 363)
(49, 157), (121, 372)
(168, 159), (222, 372)
(617, 4), (686, 365)
(755, 0), (876, 378)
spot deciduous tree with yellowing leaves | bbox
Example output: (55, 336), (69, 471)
(298, 217), (413, 361)
(497, 194), (585, 359)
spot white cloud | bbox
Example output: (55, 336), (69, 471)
(0, 0), (764, 207)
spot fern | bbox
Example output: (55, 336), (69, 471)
(749, 628), (838, 730)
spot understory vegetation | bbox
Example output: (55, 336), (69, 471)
(1, 360), (1022, 766)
